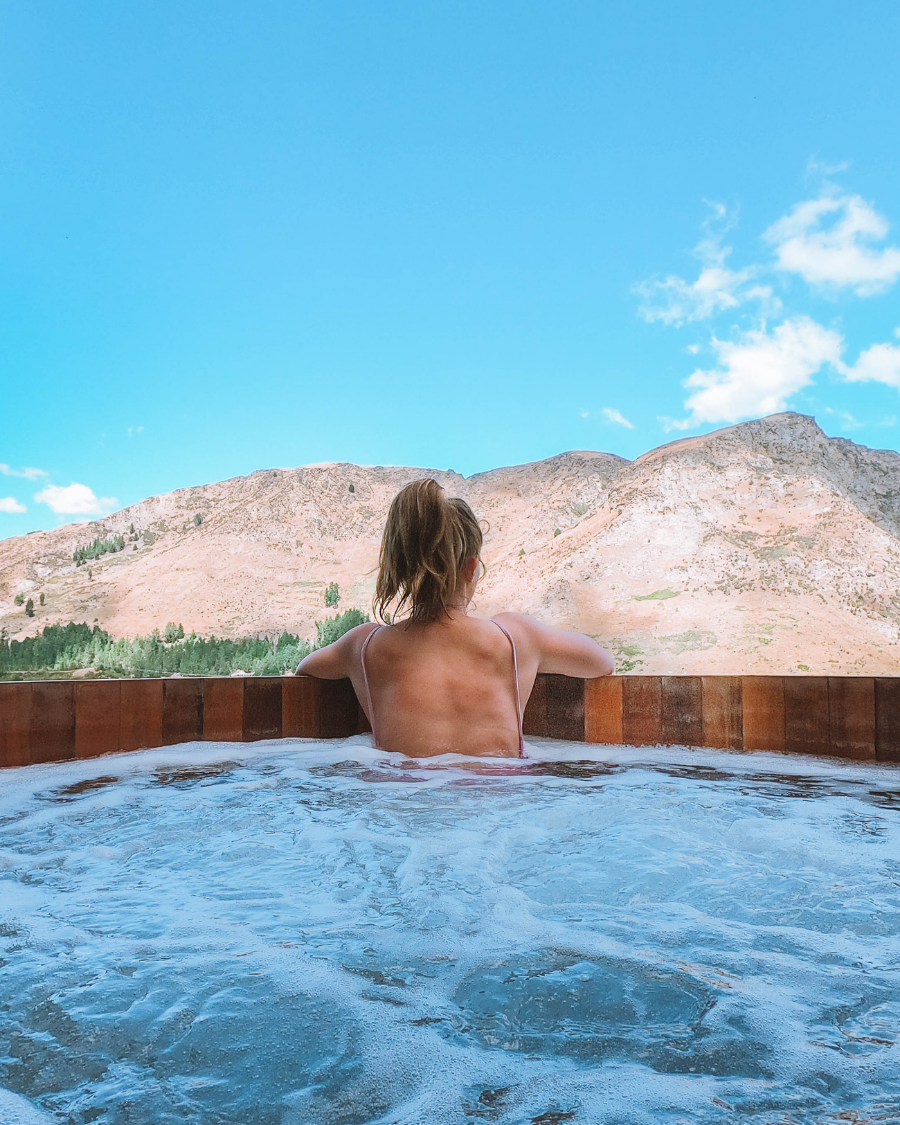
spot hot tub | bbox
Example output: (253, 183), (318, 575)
(1, 737), (898, 1123)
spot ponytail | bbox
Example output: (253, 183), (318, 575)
(374, 479), (483, 625)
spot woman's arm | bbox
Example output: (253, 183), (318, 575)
(295, 623), (377, 679)
(496, 612), (615, 678)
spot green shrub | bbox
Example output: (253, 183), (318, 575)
(193, 513), (203, 527)
(13, 593), (24, 606)
(324, 582), (340, 607)
(24, 599), (34, 617)
(163, 622), (185, 643)
(73, 534), (125, 564)
(315, 608), (369, 648)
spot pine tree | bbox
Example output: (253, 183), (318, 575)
(25, 598), (34, 617)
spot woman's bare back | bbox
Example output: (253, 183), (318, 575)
(297, 610), (613, 758)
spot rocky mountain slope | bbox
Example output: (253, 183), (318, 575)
(2, 413), (899, 674)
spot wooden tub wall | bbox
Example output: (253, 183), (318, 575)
(1, 674), (898, 767)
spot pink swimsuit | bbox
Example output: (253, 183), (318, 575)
(359, 618), (525, 757)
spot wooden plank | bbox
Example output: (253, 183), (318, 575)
(701, 676), (743, 750)
(282, 676), (321, 738)
(75, 680), (122, 759)
(318, 678), (363, 738)
(660, 677), (703, 747)
(622, 676), (663, 746)
(875, 678), (900, 763)
(162, 679), (203, 745)
(203, 678), (245, 742)
(522, 674), (549, 738)
(30, 681), (76, 764)
(828, 678), (876, 760)
(0, 682), (33, 768)
(784, 677), (830, 756)
(742, 676), (785, 752)
(120, 679), (164, 752)
(243, 677), (283, 741)
(585, 676), (623, 744)
(542, 674), (585, 741)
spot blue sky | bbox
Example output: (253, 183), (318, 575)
(2, 1), (899, 536)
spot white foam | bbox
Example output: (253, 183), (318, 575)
(1, 738), (898, 1123)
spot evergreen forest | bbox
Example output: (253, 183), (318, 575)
(0, 609), (370, 679)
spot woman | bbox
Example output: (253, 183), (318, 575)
(297, 478), (614, 756)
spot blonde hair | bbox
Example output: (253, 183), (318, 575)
(374, 478), (483, 625)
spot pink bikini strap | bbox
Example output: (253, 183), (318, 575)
(492, 618), (525, 757)
(360, 625), (383, 748)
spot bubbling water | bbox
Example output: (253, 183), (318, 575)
(0, 736), (899, 1124)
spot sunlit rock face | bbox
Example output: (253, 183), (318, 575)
(2, 412), (900, 673)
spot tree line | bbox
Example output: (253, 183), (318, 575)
(0, 609), (369, 679)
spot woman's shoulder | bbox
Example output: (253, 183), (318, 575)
(490, 611), (538, 633)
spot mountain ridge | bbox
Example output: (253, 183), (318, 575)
(2, 412), (900, 674)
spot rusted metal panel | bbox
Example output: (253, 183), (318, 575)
(622, 676), (663, 746)
(120, 679), (164, 752)
(282, 676), (321, 738)
(244, 677), (283, 741)
(660, 677), (703, 747)
(585, 676), (623, 745)
(75, 680), (122, 759)
(828, 677), (876, 760)
(784, 677), (830, 756)
(30, 681), (76, 764)
(0, 682), (33, 767)
(742, 677), (785, 752)
(162, 679), (203, 745)
(701, 676), (743, 750)
(203, 678), (245, 742)
(875, 678), (900, 763)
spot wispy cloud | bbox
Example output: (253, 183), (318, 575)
(764, 192), (900, 295)
(824, 407), (864, 431)
(0, 497), (27, 513)
(34, 483), (118, 517)
(0, 463), (47, 481)
(634, 203), (777, 326)
(674, 317), (843, 428)
(602, 407), (635, 429)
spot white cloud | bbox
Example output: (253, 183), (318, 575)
(34, 483), (118, 516)
(127, 425), (144, 437)
(838, 333), (900, 389)
(0, 497), (26, 513)
(676, 317), (843, 427)
(0, 463), (47, 480)
(602, 407), (635, 429)
(634, 203), (777, 326)
(764, 193), (900, 295)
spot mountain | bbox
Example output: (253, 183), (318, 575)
(3, 413), (900, 674)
